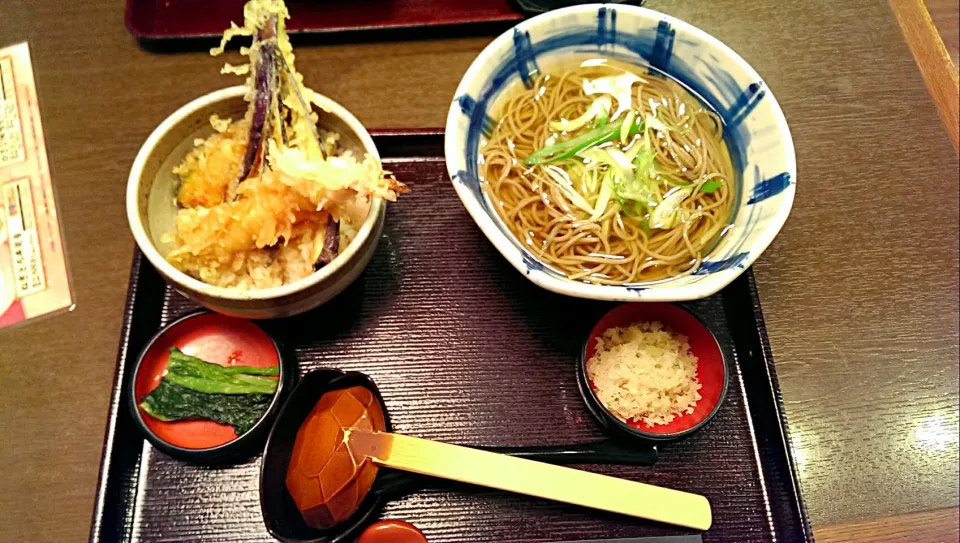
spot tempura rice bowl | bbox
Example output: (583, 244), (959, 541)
(127, 86), (385, 319)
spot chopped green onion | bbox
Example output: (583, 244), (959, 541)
(616, 197), (647, 219)
(645, 114), (671, 134)
(525, 116), (642, 166)
(581, 166), (601, 195)
(638, 219), (651, 238)
(590, 173), (614, 221)
(548, 96), (612, 133)
(633, 148), (656, 175)
(699, 179), (724, 193)
(594, 110), (609, 128)
(542, 165), (594, 214)
(581, 146), (658, 218)
(580, 147), (634, 179)
(661, 176), (692, 188)
(619, 110), (636, 146)
(583, 72), (646, 119)
(649, 186), (693, 229)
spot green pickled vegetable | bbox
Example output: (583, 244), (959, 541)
(140, 380), (272, 435)
(162, 373), (277, 395)
(168, 348), (279, 376)
(165, 348), (279, 395)
(138, 348), (280, 436)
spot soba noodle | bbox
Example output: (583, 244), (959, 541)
(479, 60), (735, 284)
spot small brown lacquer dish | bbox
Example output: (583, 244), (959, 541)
(285, 385), (387, 529)
(260, 369), (401, 543)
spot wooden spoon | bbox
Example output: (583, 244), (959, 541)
(345, 428), (712, 531)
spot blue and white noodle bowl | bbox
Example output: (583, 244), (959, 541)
(444, 4), (795, 301)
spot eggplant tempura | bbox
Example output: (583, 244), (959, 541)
(164, 0), (405, 289)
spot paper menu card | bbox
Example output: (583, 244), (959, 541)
(0, 42), (73, 329)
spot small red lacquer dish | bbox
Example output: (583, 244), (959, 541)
(128, 311), (291, 463)
(577, 303), (728, 441)
(357, 520), (428, 543)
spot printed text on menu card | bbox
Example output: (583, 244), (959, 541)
(0, 42), (72, 330)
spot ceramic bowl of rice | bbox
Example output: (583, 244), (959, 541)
(127, 2), (405, 319)
(126, 86), (393, 319)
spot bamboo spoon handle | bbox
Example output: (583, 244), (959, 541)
(345, 429), (711, 531)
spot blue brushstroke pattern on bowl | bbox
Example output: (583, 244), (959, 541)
(445, 4), (796, 301)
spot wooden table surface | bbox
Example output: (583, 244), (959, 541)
(1, 0), (957, 541)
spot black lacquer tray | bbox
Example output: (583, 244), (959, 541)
(90, 131), (811, 542)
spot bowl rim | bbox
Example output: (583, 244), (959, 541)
(126, 310), (290, 460)
(127, 85), (386, 301)
(576, 302), (730, 441)
(444, 4), (797, 301)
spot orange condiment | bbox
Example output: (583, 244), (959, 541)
(285, 386), (386, 529)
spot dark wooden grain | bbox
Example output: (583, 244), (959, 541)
(0, 0), (957, 542)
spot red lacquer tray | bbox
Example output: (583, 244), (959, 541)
(90, 131), (811, 542)
(125, 0), (524, 41)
